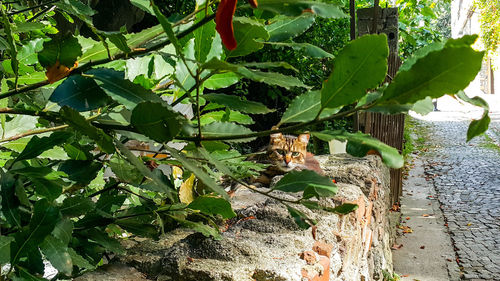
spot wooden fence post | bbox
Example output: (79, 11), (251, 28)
(356, 7), (404, 205)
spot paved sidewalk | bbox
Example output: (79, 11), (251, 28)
(396, 92), (500, 280)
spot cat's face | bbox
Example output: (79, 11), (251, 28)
(268, 133), (309, 172)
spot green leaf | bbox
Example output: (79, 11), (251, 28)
(126, 24), (165, 49)
(241, 61), (299, 72)
(285, 204), (314, 229)
(467, 112), (490, 142)
(40, 236), (73, 275)
(85, 228), (124, 254)
(228, 17), (270, 57)
(264, 41), (334, 58)
(379, 42), (484, 105)
(200, 110), (254, 125)
(164, 146), (229, 200)
(0, 115), (37, 140)
(321, 34), (389, 110)
(203, 93), (274, 114)
(52, 218), (73, 245)
(131, 101), (185, 143)
(257, 0), (348, 18)
(88, 68), (163, 110)
(0, 235), (14, 264)
(31, 178), (63, 201)
(101, 28), (132, 54)
(273, 170), (337, 199)
(201, 122), (256, 143)
(68, 248), (95, 270)
(266, 14), (315, 42)
(56, 0), (95, 23)
(194, 7), (216, 62)
(1, 171), (21, 227)
(115, 218), (158, 238)
(17, 39), (44, 65)
(60, 106), (115, 154)
(15, 132), (72, 162)
(60, 196), (95, 217)
(188, 195), (236, 219)
(114, 140), (175, 197)
(12, 22), (46, 33)
(152, 4), (183, 57)
(312, 130), (404, 168)
(109, 155), (144, 184)
(11, 199), (60, 264)
(280, 90), (341, 124)
(130, 0), (155, 14)
(328, 203), (358, 214)
(12, 267), (47, 281)
(170, 216), (221, 240)
(174, 38), (197, 91)
(456, 90), (489, 110)
(411, 96), (434, 115)
(203, 73), (240, 90)
(38, 35), (82, 68)
(125, 55), (152, 81)
(58, 160), (102, 185)
(203, 59), (309, 89)
(246, 69), (309, 89)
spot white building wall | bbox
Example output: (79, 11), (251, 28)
(451, 0), (498, 95)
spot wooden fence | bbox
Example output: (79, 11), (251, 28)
(356, 7), (405, 205)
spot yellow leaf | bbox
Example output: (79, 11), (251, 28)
(45, 60), (78, 84)
(179, 174), (196, 204)
(172, 166), (183, 179)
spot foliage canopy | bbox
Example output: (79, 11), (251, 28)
(0, 0), (488, 279)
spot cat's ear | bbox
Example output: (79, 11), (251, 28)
(298, 133), (310, 143)
(270, 132), (283, 139)
(270, 126), (282, 139)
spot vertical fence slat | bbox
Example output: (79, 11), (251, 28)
(357, 7), (403, 205)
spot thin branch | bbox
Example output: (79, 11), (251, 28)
(0, 80), (50, 100)
(0, 107), (60, 122)
(171, 71), (217, 107)
(7, 0), (59, 16)
(27, 4), (55, 22)
(231, 177), (301, 204)
(118, 186), (154, 203)
(0, 124), (68, 143)
(0, 13), (216, 99)
(88, 182), (120, 197)
(195, 70), (202, 144)
(175, 104), (371, 142)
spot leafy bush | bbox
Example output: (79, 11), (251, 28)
(0, 0), (487, 279)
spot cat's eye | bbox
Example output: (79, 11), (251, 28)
(292, 152), (300, 157)
(277, 150), (286, 155)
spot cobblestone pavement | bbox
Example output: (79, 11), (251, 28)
(415, 117), (500, 280)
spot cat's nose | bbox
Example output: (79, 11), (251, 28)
(285, 155), (292, 164)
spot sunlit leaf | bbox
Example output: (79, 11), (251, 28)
(188, 195), (236, 219)
(131, 101), (185, 143)
(313, 130), (403, 168)
(257, 0), (348, 18)
(203, 93), (273, 114)
(321, 34), (388, 110)
(280, 90), (340, 124)
(266, 14), (315, 42)
(201, 122), (256, 143)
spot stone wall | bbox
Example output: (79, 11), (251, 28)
(76, 155), (394, 281)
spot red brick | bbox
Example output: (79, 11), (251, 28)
(312, 241), (333, 258)
(300, 250), (317, 265)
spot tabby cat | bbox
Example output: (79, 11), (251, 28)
(253, 132), (324, 185)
